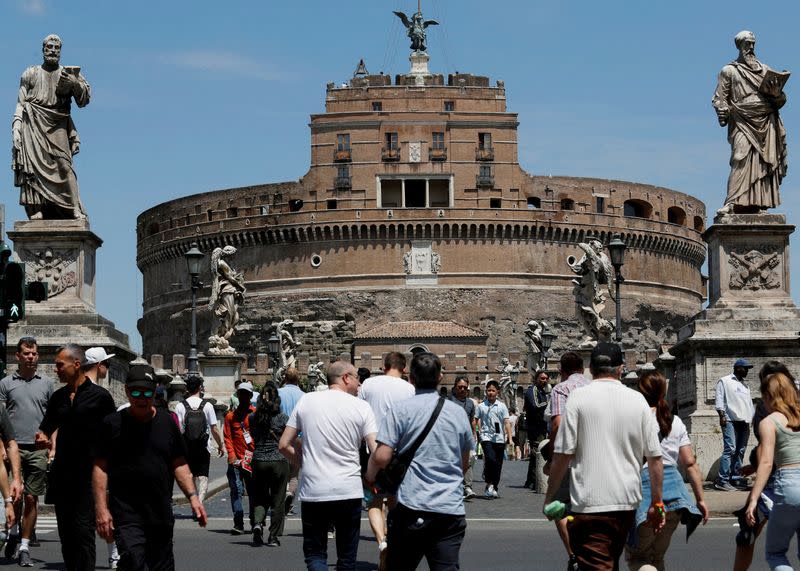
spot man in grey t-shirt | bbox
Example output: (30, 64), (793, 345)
(0, 337), (54, 564)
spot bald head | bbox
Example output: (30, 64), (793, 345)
(326, 361), (358, 395)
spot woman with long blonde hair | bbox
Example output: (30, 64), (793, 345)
(745, 372), (800, 570)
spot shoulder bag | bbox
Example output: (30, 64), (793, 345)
(376, 396), (445, 494)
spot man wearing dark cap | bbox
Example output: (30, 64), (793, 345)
(545, 342), (664, 570)
(36, 344), (116, 570)
(714, 358), (755, 491)
(93, 364), (207, 569)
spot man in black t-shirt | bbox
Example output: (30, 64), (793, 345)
(37, 343), (116, 571)
(93, 364), (207, 570)
(449, 375), (477, 499)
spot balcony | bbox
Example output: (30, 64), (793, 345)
(381, 147), (401, 162)
(334, 176), (352, 190)
(476, 174), (494, 188)
(475, 147), (495, 161)
(429, 147), (447, 161)
(333, 149), (352, 162)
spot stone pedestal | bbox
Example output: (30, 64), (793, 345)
(671, 213), (800, 480)
(6, 219), (135, 404)
(199, 354), (242, 400)
(408, 51), (431, 85)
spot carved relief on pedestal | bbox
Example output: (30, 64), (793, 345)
(728, 246), (781, 291)
(20, 248), (78, 298)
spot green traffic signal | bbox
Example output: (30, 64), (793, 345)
(3, 262), (25, 322)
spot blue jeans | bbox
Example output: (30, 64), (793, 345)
(226, 464), (254, 529)
(301, 499), (361, 571)
(718, 421), (750, 484)
(765, 467), (800, 571)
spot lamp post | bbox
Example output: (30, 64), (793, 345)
(540, 326), (557, 371)
(607, 234), (627, 342)
(184, 242), (204, 378)
(267, 330), (281, 382)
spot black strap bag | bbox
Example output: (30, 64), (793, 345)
(376, 396), (445, 494)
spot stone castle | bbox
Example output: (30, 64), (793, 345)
(136, 44), (707, 381)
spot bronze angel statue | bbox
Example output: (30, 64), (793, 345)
(208, 246), (246, 354)
(567, 239), (614, 347)
(393, 10), (438, 52)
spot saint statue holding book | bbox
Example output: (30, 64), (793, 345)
(712, 30), (789, 216)
(11, 34), (91, 220)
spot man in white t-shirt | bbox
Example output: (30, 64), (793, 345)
(714, 359), (755, 491)
(545, 342), (665, 570)
(174, 375), (224, 502)
(359, 352), (414, 563)
(279, 361), (377, 571)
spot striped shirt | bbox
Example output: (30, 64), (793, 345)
(544, 373), (589, 422)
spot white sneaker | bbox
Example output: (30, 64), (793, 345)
(464, 486), (476, 500)
(109, 555), (120, 570)
(491, 487), (499, 498)
(484, 485), (495, 499)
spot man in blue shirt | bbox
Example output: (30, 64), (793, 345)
(367, 352), (473, 570)
(277, 367), (306, 515)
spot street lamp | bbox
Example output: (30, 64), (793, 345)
(607, 234), (627, 342)
(184, 242), (204, 377)
(540, 326), (557, 370)
(267, 331), (281, 382)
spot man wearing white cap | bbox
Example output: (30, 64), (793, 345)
(83, 347), (115, 387)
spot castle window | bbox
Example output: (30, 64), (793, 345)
(667, 206), (686, 226)
(490, 198), (501, 209)
(226, 207), (238, 218)
(372, 101), (382, 111)
(527, 197), (540, 209)
(623, 199), (652, 219)
(404, 180), (426, 208)
(207, 209), (213, 221)
(478, 133), (492, 150)
(596, 196), (605, 214)
(432, 132), (445, 150)
(444, 101), (455, 111)
(260, 206), (269, 216)
(385, 132), (398, 150)
(693, 215), (704, 232)
(560, 198), (574, 211)
(336, 134), (350, 151)
(327, 199), (337, 210)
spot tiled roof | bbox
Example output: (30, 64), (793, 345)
(355, 321), (486, 340)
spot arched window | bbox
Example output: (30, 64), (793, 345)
(693, 215), (704, 232)
(408, 345), (429, 355)
(623, 199), (652, 219)
(667, 206), (686, 226)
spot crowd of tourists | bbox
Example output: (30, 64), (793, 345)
(0, 335), (798, 570)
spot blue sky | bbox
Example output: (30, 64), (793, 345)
(1, 0), (798, 354)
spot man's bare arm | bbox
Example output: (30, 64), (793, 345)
(173, 458), (207, 527)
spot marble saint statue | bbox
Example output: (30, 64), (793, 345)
(568, 240), (614, 347)
(712, 30), (789, 216)
(208, 246), (246, 355)
(523, 320), (545, 371)
(12, 34), (91, 220)
(274, 319), (301, 382)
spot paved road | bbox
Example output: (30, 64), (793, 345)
(13, 461), (799, 569)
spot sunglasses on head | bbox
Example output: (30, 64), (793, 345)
(130, 389), (154, 398)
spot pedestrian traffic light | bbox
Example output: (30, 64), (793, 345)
(2, 261), (25, 322)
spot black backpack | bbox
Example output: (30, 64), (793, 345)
(182, 398), (209, 445)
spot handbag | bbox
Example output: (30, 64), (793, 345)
(376, 397), (445, 494)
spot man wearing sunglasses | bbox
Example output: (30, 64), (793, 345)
(93, 364), (207, 570)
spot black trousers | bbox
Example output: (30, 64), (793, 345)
(481, 441), (506, 488)
(386, 503), (466, 571)
(115, 521), (175, 571)
(54, 485), (96, 571)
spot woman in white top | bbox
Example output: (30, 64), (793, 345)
(625, 371), (709, 571)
